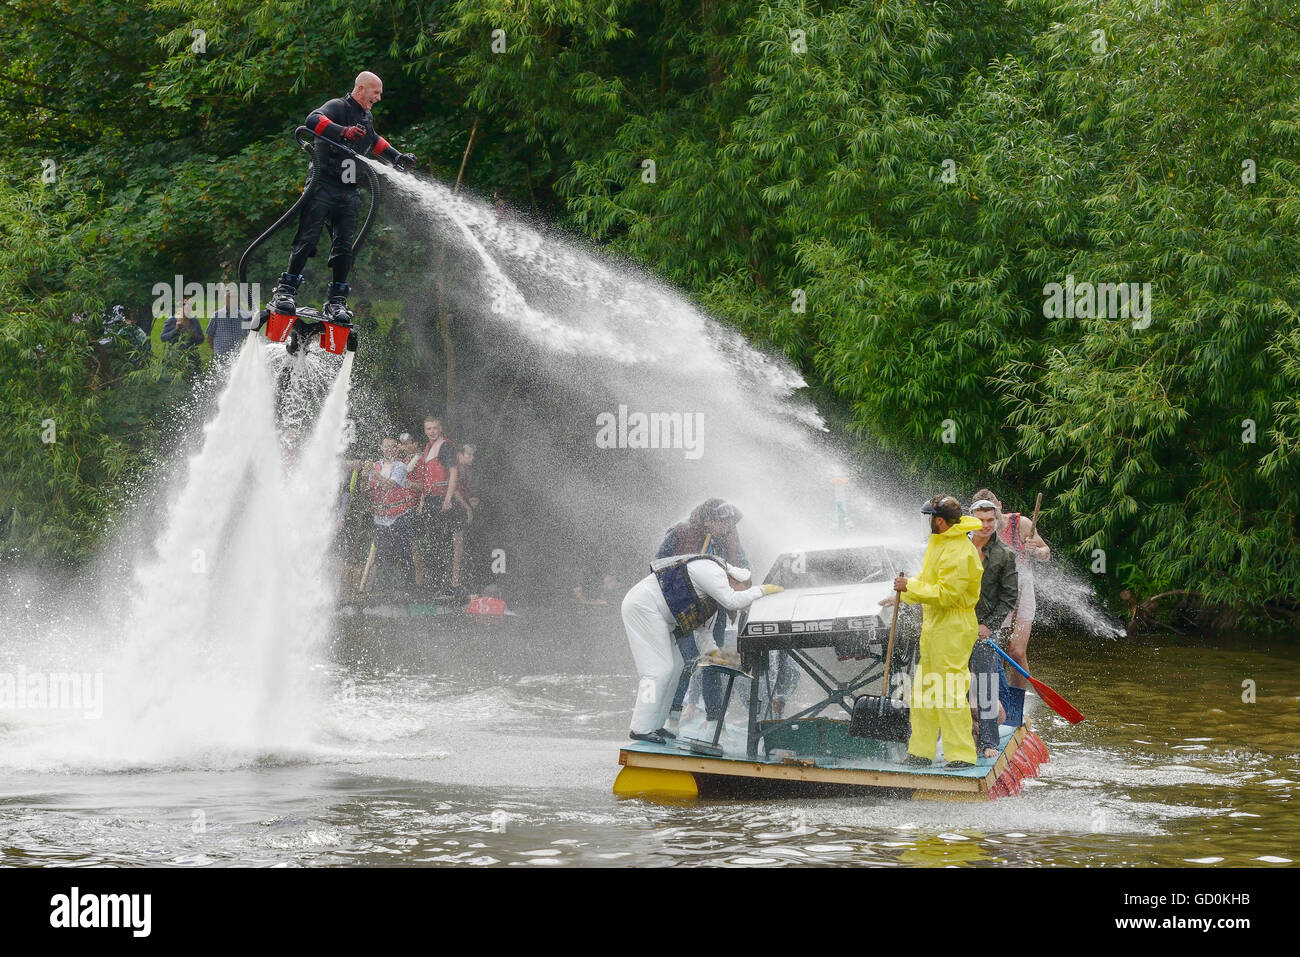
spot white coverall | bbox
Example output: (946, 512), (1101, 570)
(622, 561), (766, 735)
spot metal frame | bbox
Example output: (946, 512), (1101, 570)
(739, 631), (896, 759)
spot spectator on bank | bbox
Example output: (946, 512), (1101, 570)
(122, 303), (154, 338)
(109, 305), (151, 362)
(454, 444), (478, 513)
(398, 432), (424, 584)
(399, 432), (421, 471)
(335, 458), (368, 593)
(89, 305), (146, 375)
(161, 298), (206, 368)
(412, 416), (459, 594)
(448, 443), (477, 590)
(205, 287), (253, 358)
(345, 436), (414, 596)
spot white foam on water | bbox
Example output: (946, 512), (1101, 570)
(0, 343), (356, 771)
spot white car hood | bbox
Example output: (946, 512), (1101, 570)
(746, 580), (893, 629)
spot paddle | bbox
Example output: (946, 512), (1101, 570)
(358, 540), (377, 593)
(1023, 492), (1043, 561)
(988, 641), (1086, 724)
(879, 574), (904, 697)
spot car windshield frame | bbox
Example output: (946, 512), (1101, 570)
(762, 545), (916, 590)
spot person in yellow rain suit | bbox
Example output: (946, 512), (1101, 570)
(888, 494), (984, 769)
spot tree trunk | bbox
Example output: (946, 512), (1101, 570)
(701, 0), (723, 88)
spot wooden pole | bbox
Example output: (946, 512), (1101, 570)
(358, 540), (377, 593)
(880, 577), (904, 697)
(1025, 492), (1043, 545)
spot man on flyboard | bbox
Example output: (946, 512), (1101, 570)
(267, 71), (416, 325)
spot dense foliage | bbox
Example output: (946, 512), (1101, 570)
(2, 0), (1297, 619)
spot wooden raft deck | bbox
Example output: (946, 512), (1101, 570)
(618, 722), (1034, 799)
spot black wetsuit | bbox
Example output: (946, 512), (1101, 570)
(286, 94), (403, 283)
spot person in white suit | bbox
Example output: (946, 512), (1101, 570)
(622, 554), (782, 745)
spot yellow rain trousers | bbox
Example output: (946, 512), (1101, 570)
(901, 515), (984, 764)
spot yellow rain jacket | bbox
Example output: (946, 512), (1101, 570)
(900, 514), (984, 763)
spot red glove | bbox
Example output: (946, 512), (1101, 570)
(342, 125), (365, 142)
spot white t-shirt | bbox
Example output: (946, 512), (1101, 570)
(373, 461), (408, 528)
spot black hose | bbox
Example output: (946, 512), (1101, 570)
(296, 126), (382, 257)
(237, 126), (382, 310)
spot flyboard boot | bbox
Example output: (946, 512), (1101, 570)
(270, 272), (302, 315)
(317, 281), (357, 354)
(259, 272), (305, 344)
(323, 281), (353, 324)
(268, 277), (357, 357)
(243, 272), (301, 338)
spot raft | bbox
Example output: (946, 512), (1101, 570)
(615, 719), (1049, 801)
(614, 561), (1052, 801)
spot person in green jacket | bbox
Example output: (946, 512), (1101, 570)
(888, 494), (984, 768)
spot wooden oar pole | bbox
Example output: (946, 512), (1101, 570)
(1025, 492), (1043, 548)
(880, 572), (905, 697)
(358, 540), (377, 593)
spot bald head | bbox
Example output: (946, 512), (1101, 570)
(352, 72), (383, 110)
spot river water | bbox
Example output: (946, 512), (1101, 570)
(3, 164), (1293, 870)
(2, 607), (1294, 868)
